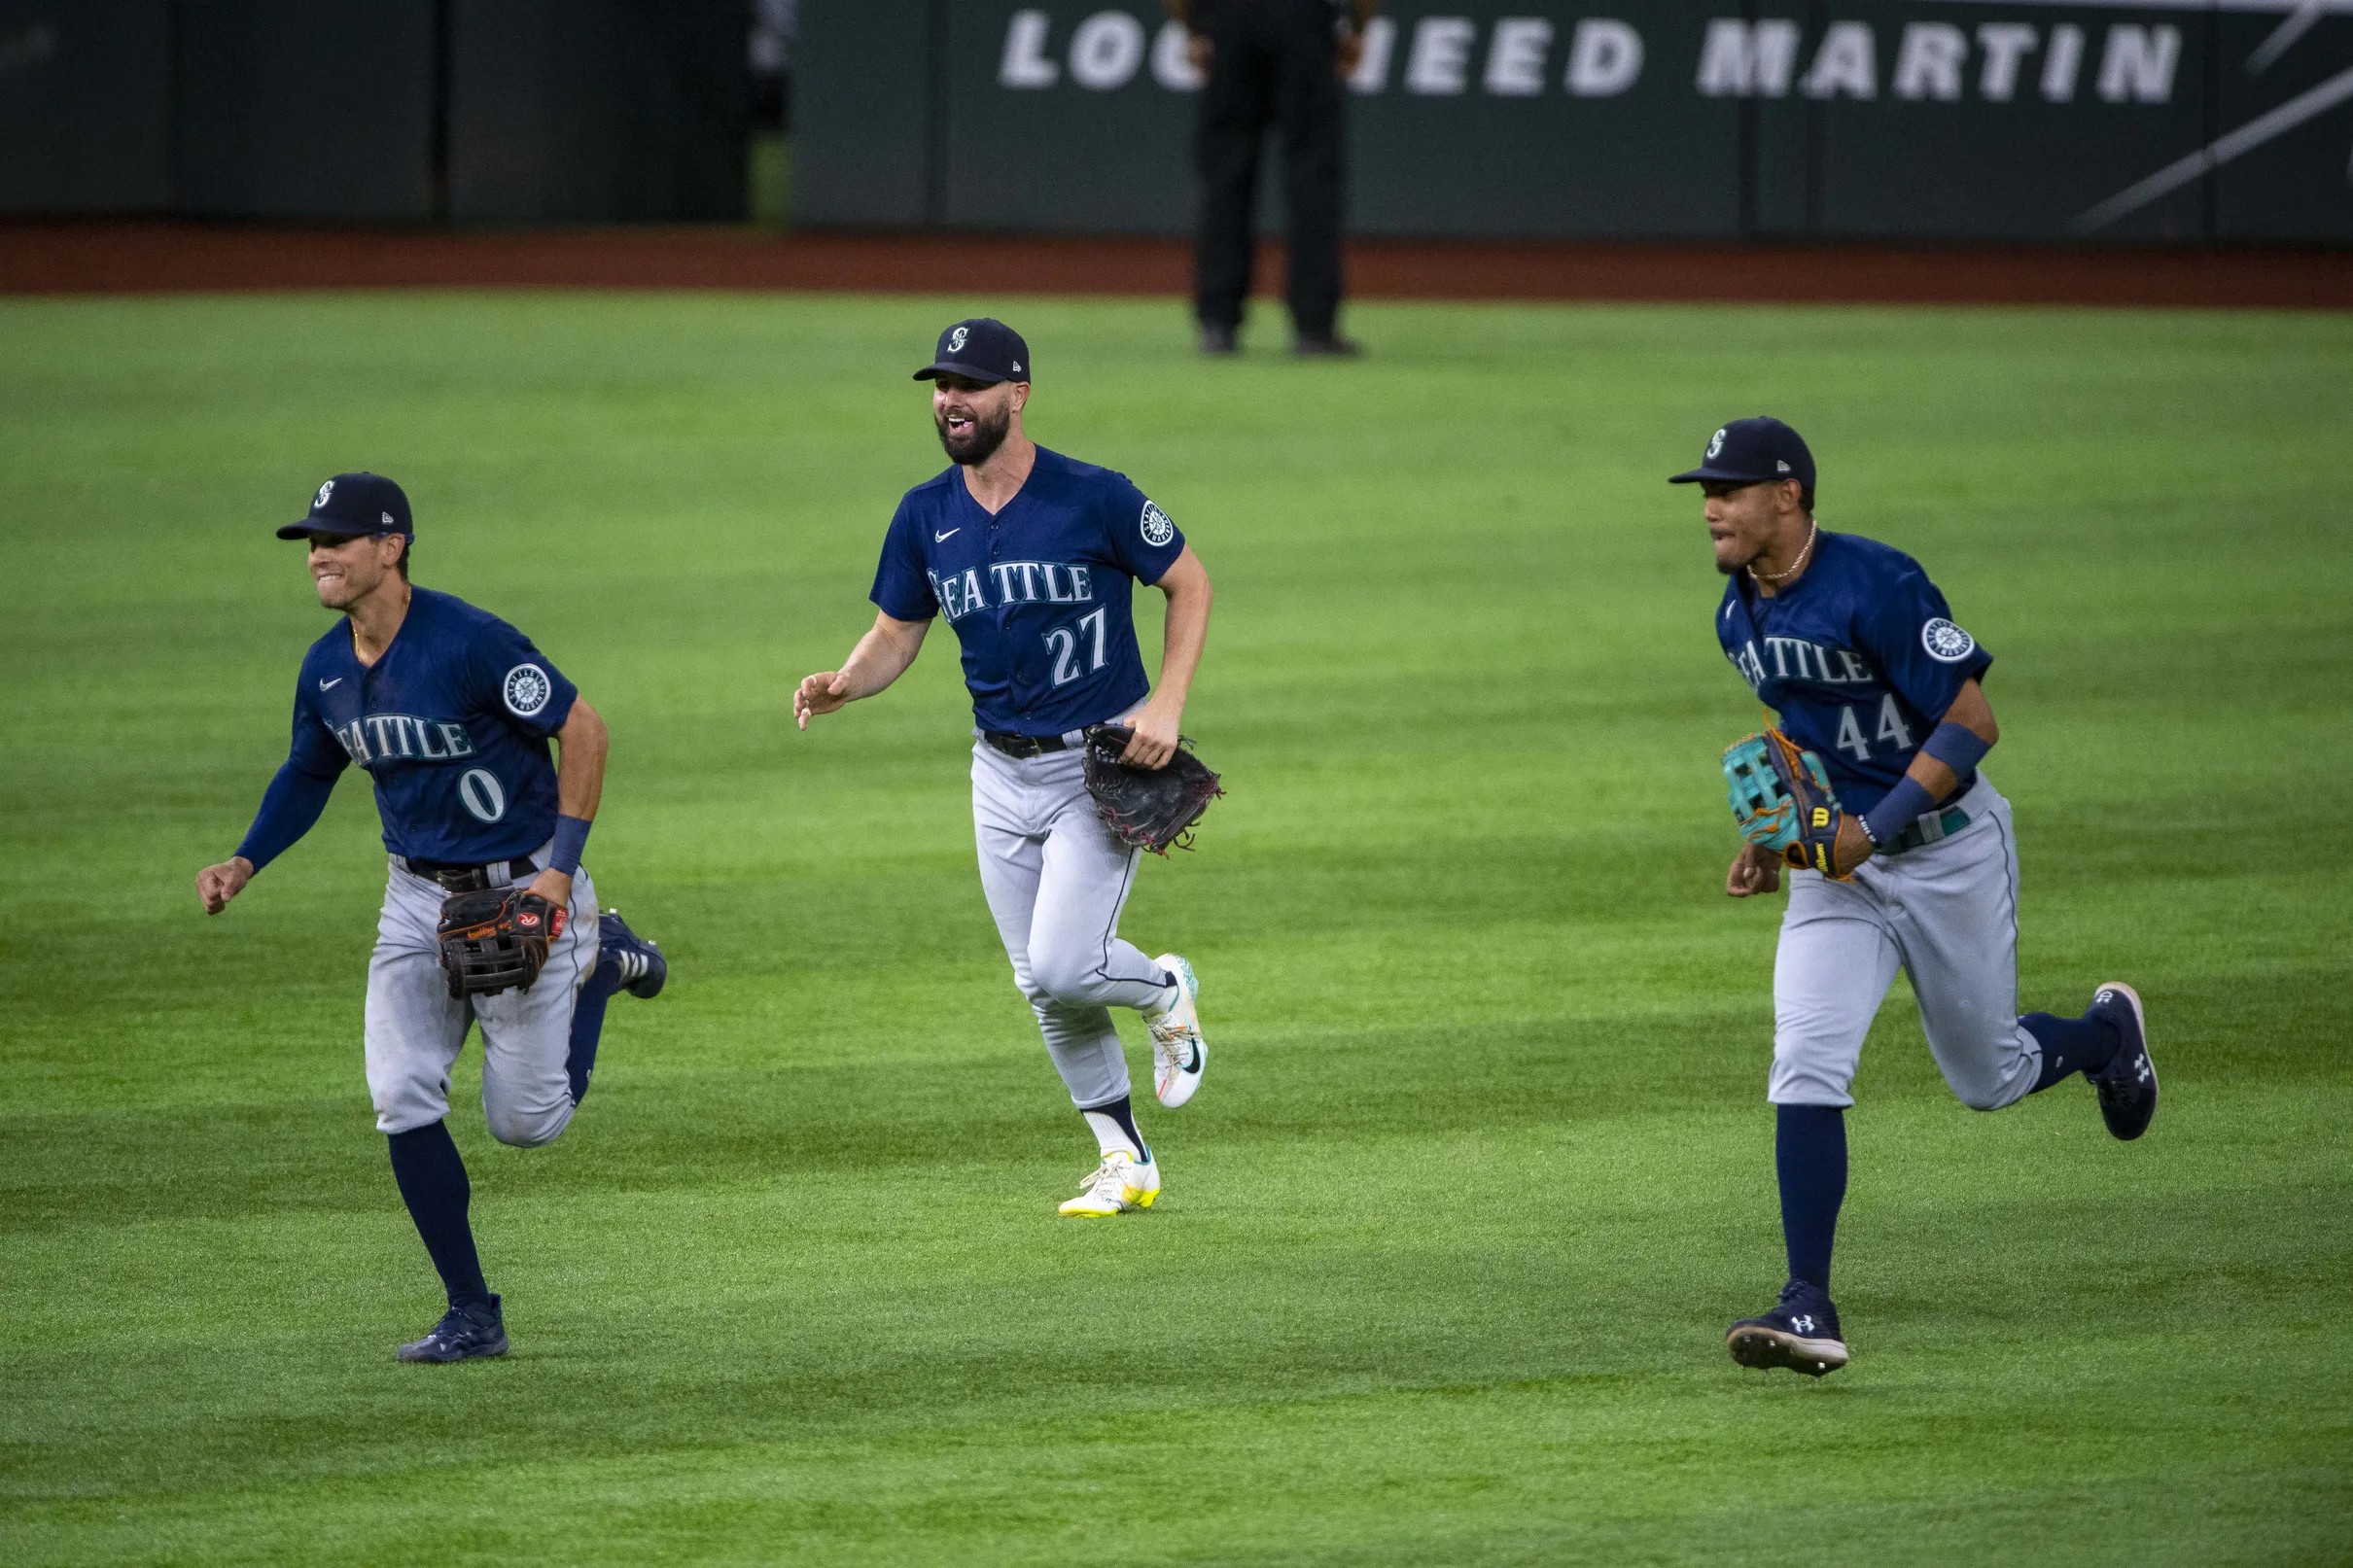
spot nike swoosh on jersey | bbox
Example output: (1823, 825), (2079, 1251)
(935, 529), (960, 542)
(319, 678), (343, 690)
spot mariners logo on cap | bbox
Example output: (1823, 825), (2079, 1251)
(315, 478), (335, 509)
(1921, 618), (1977, 663)
(1706, 428), (1727, 458)
(949, 326), (969, 353)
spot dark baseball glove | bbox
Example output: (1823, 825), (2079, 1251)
(1723, 727), (1849, 879)
(1082, 724), (1224, 854)
(436, 887), (566, 999)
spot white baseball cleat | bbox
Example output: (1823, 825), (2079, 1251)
(1058, 1149), (1161, 1217)
(1146, 953), (1206, 1109)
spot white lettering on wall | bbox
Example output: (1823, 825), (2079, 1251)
(1150, 19), (1201, 90)
(1975, 23), (2037, 103)
(2097, 24), (2179, 103)
(1894, 22), (1966, 102)
(1802, 21), (1877, 100)
(1068, 11), (1145, 89)
(1000, 10), (1059, 87)
(1697, 19), (1799, 98)
(1566, 19), (1642, 97)
(989, 10), (2178, 111)
(1406, 17), (1476, 94)
(1485, 17), (1553, 97)
(2043, 23), (2085, 101)
(1349, 17), (1398, 93)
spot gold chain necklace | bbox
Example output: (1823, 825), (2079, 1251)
(1750, 520), (1817, 586)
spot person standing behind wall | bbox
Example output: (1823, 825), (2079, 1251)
(1168, 0), (1377, 358)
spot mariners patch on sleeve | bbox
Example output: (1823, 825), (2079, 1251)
(503, 663), (554, 718)
(1140, 500), (1176, 548)
(1921, 618), (1978, 663)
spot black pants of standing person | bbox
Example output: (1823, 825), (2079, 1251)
(1193, 0), (1346, 346)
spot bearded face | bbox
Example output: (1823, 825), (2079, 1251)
(932, 381), (1017, 466)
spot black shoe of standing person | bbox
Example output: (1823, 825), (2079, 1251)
(1726, 1280), (1848, 1376)
(1292, 332), (1362, 358)
(397, 1295), (508, 1364)
(1200, 324), (1239, 356)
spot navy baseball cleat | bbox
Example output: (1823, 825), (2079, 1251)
(2088, 982), (2157, 1140)
(597, 910), (667, 999)
(1727, 1281), (1849, 1376)
(397, 1295), (507, 1364)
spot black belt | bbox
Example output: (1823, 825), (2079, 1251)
(400, 854), (541, 892)
(982, 730), (1075, 758)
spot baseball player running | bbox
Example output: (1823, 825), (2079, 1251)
(1675, 418), (2159, 1376)
(196, 473), (668, 1363)
(794, 319), (1212, 1218)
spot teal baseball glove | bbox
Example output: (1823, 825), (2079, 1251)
(1723, 728), (1848, 878)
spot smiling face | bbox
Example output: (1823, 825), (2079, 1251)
(306, 532), (406, 610)
(1701, 478), (1807, 575)
(931, 373), (1026, 466)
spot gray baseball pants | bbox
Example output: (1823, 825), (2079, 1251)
(365, 851), (600, 1143)
(972, 737), (1171, 1108)
(1771, 776), (2043, 1111)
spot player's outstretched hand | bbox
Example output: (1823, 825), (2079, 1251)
(1120, 700), (1182, 770)
(793, 672), (852, 730)
(198, 856), (255, 915)
(1726, 843), (1781, 898)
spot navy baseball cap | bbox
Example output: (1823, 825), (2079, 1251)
(914, 318), (1031, 385)
(277, 472), (413, 540)
(1668, 417), (1815, 488)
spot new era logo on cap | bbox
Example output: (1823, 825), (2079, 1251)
(276, 471), (414, 540)
(1668, 416), (1816, 490)
(915, 318), (1032, 385)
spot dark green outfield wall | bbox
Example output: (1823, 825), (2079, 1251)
(795, 0), (2353, 243)
(0, 0), (747, 222)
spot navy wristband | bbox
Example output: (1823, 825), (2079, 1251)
(1920, 719), (1992, 779)
(548, 814), (592, 876)
(1861, 776), (1938, 849)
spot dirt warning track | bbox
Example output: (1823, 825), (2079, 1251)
(1, 222), (2345, 308)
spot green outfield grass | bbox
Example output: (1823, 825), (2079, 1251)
(2, 293), (2348, 1566)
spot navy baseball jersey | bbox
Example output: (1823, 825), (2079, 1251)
(871, 447), (1186, 736)
(244, 587), (578, 865)
(1717, 532), (1992, 815)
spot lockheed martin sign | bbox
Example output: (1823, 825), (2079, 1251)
(796, 1), (2353, 242)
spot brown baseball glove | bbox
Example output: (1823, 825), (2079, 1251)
(1082, 725), (1224, 854)
(436, 887), (566, 999)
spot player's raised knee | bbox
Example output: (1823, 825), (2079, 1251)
(1953, 1080), (2012, 1112)
(1025, 937), (1105, 1007)
(484, 1099), (572, 1148)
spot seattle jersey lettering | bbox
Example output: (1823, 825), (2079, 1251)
(333, 714), (478, 767)
(930, 560), (1097, 622)
(1727, 638), (1879, 689)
